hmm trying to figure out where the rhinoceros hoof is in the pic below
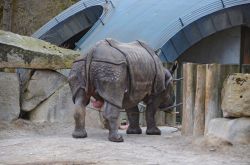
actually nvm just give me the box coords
[108,134,124,142]
[72,129,87,138]
[126,127,142,134]
[146,127,161,135]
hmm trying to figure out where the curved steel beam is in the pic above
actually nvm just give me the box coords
[159,3,250,62]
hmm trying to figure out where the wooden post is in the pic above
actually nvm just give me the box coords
[139,112,146,127]
[193,65,206,136]
[242,64,250,73]
[165,111,176,126]
[204,64,221,133]
[156,110,166,126]
[182,63,196,136]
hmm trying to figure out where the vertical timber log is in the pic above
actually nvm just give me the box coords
[182,63,196,136]
[204,64,221,133]
[193,65,206,136]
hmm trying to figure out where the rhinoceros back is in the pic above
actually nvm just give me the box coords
[90,39,166,108]
[69,39,166,108]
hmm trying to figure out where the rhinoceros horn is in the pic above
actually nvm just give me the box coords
[170,61,178,75]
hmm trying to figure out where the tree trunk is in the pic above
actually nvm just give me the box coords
[182,63,196,136]
[193,65,206,136]
[204,64,221,134]
[2,0,13,31]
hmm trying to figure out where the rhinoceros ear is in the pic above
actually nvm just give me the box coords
[170,61,178,75]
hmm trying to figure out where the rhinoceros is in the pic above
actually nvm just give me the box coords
[68,39,176,142]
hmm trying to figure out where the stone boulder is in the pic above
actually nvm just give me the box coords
[21,70,67,111]
[0,30,80,69]
[30,83,74,123]
[30,83,103,128]
[0,72,20,121]
[221,73,250,117]
[206,118,250,144]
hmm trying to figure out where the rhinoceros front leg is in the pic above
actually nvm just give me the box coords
[103,102,124,142]
[126,106,142,134]
[146,103,161,135]
[72,90,87,138]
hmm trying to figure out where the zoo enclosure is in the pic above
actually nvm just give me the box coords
[180,63,250,136]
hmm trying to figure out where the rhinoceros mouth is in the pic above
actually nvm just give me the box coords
[159,103,170,109]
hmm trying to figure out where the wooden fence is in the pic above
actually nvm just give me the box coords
[181,63,250,136]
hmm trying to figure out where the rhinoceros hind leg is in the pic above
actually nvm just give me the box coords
[72,90,87,139]
[126,106,142,134]
[103,102,124,142]
[145,103,161,135]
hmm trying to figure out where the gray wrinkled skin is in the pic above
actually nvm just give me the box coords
[68,39,175,142]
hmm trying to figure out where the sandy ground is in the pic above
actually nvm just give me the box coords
[0,120,249,165]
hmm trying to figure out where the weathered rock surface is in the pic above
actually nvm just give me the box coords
[30,83,103,128]
[30,83,74,123]
[21,70,67,111]
[0,30,80,69]
[0,72,20,121]
[206,118,250,144]
[56,69,71,77]
[221,73,250,117]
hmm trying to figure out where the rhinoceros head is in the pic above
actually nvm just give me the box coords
[158,67,176,110]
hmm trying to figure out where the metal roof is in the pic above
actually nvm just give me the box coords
[32,0,109,38]
[31,0,113,46]
[33,0,250,62]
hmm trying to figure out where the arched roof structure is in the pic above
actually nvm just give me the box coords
[32,0,113,48]
[33,0,250,62]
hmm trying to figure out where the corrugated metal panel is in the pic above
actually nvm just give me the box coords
[158,0,250,44]
[75,3,115,48]
[183,23,203,45]
[224,0,250,7]
[181,0,223,26]
[33,0,250,62]
[161,4,250,62]
[32,0,108,38]
[74,0,250,53]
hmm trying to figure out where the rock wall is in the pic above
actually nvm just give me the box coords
[0,1,105,128]
[0,30,80,69]
[0,69,103,128]
[207,118,250,145]
[206,73,250,145]
[221,73,250,117]
[21,70,67,112]
[0,71,20,122]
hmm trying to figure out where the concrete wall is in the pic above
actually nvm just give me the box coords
[179,27,241,64]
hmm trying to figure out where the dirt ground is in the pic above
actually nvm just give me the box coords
[0,120,249,165]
